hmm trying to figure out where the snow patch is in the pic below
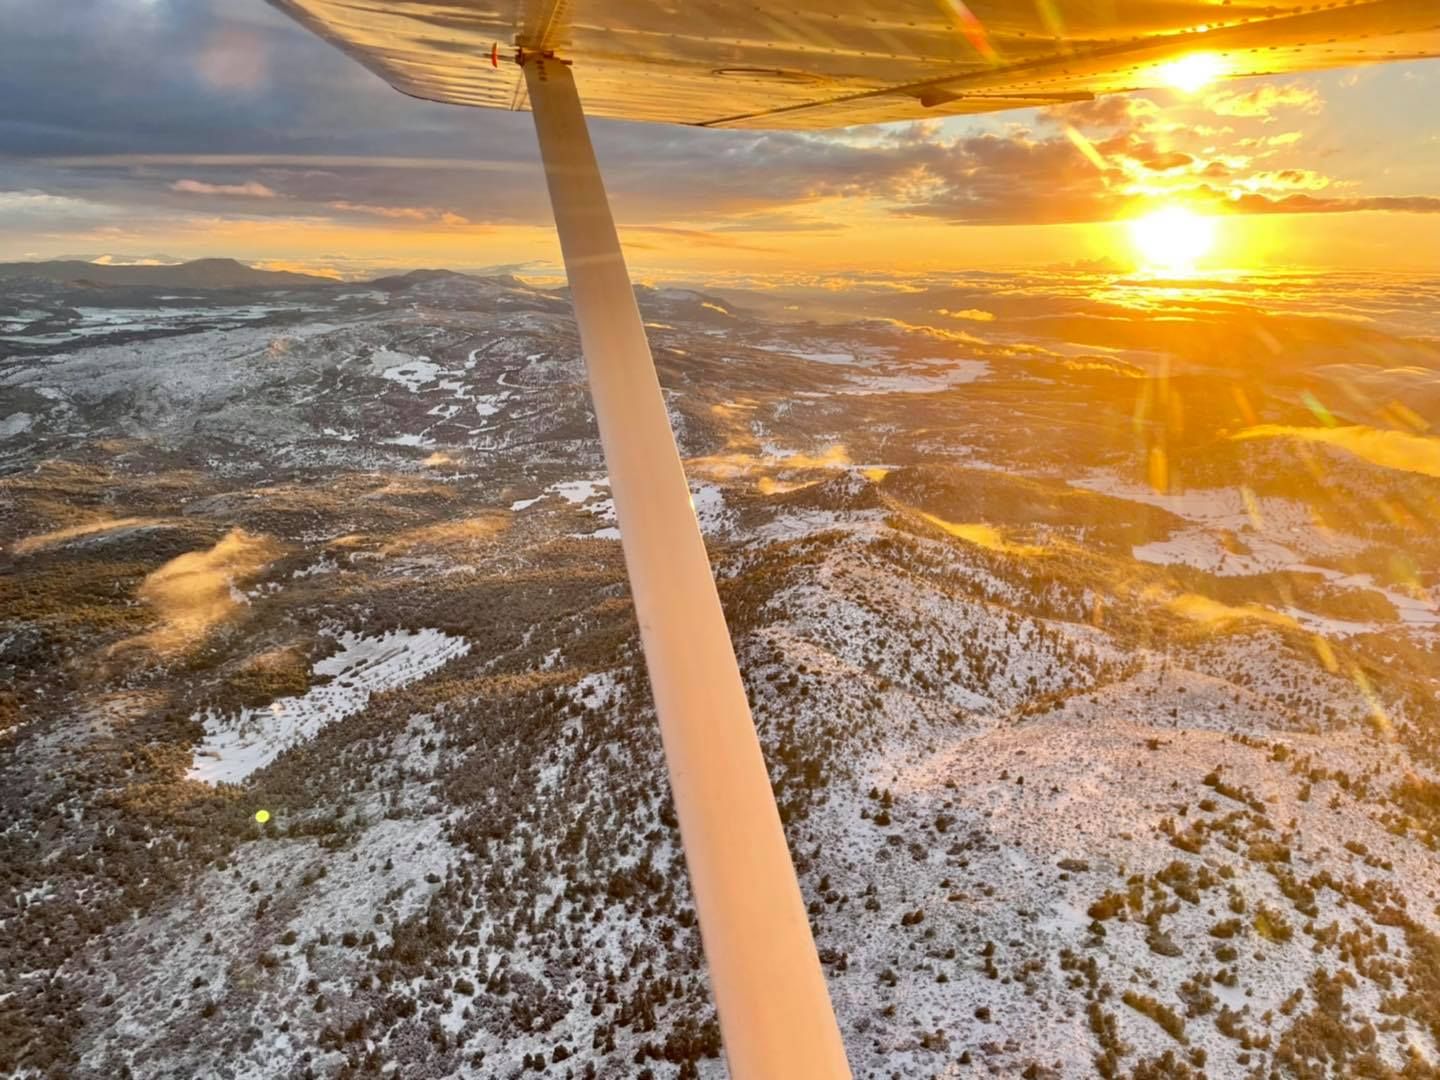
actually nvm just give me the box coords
[0,412,34,438]
[375,351,441,392]
[188,629,469,785]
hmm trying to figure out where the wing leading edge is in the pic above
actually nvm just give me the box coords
[269,0,1440,129]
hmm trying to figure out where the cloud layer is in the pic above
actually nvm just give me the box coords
[1,0,1437,263]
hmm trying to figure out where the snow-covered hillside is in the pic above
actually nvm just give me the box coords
[3,267,1438,1080]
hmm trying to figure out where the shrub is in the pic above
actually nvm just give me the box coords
[1088,892,1127,921]
[1122,991,1188,1044]
[1254,904,1294,943]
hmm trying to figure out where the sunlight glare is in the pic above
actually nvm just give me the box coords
[1155,53,1225,93]
[1128,207,1216,273]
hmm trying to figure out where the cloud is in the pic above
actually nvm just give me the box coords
[91,254,183,266]
[327,200,431,221]
[873,125,1440,224]
[887,131,1127,224]
[326,200,472,225]
[622,225,780,254]
[1220,193,1440,215]
[2,0,1436,251]
[0,189,86,210]
[171,178,278,197]
[41,154,530,172]
[1240,169,1332,193]
[1204,84,1322,121]
[1041,95,1160,131]
[0,189,106,220]
[1124,145,1193,172]
[192,27,269,93]
[1231,424,1440,479]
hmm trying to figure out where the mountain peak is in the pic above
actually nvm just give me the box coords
[0,257,335,289]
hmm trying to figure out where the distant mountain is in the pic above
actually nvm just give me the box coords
[0,257,336,289]
[367,268,477,290]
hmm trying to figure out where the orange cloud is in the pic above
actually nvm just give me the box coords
[327,200,472,225]
[1239,169,1333,192]
[1204,83,1322,121]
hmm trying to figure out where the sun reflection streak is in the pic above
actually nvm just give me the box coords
[1063,125,1109,173]
[1232,424,1440,480]
[1311,636,1339,674]
[1349,665,1393,738]
[918,512,1045,556]
[1164,591,1300,633]
[12,516,166,556]
[941,0,1000,63]
[1033,0,1071,50]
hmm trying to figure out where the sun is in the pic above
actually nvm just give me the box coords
[1128,207,1216,274]
[1154,53,1226,94]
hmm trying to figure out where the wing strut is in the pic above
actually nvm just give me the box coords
[523,53,851,1079]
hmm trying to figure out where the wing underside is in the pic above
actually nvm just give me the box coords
[267,0,1440,128]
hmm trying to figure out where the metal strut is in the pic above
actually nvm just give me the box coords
[522,54,851,1079]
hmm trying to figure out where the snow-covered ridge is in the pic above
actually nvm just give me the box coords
[188,628,469,785]
[509,475,730,539]
[1077,471,1440,631]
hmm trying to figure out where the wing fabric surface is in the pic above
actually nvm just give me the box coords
[268,0,1440,128]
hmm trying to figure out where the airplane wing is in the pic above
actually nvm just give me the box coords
[269,0,1439,129]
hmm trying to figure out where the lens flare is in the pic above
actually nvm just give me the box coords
[1155,53,1225,93]
[1063,125,1108,172]
[1128,207,1215,274]
[942,0,999,63]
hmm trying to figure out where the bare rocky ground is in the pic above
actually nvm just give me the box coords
[2,267,1439,1079]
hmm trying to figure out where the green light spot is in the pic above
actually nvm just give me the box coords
[255,809,271,824]
[1301,391,1337,428]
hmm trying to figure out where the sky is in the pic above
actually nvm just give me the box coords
[2,0,1439,280]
